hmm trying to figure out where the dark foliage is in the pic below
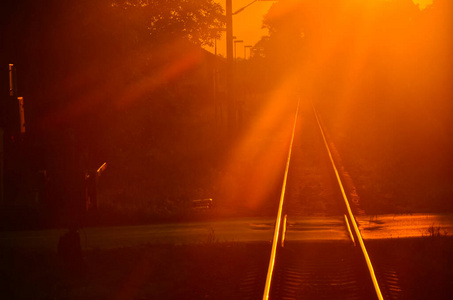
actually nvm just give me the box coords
[112,0,225,46]
[0,0,226,227]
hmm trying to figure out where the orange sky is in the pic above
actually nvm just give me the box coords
[413,0,433,9]
[206,0,274,58]
[207,0,433,58]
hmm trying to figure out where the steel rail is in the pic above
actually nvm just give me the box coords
[262,99,300,300]
[312,105,384,300]
[344,214,356,246]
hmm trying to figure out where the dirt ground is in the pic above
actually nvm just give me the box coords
[1,238,452,299]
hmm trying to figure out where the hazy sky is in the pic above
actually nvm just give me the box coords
[413,0,433,9]
[207,0,433,58]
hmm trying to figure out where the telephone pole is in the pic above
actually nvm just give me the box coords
[226,0,234,134]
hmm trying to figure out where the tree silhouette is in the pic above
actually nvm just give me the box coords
[111,0,225,47]
[0,0,228,225]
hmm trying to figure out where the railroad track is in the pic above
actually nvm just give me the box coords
[239,99,401,299]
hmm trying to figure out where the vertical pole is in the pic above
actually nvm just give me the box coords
[234,42,237,61]
[9,64,16,97]
[17,97,25,134]
[226,0,234,134]
[213,62,218,124]
[0,128,3,204]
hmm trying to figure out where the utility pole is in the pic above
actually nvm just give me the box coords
[226,0,234,134]
[244,45,253,60]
